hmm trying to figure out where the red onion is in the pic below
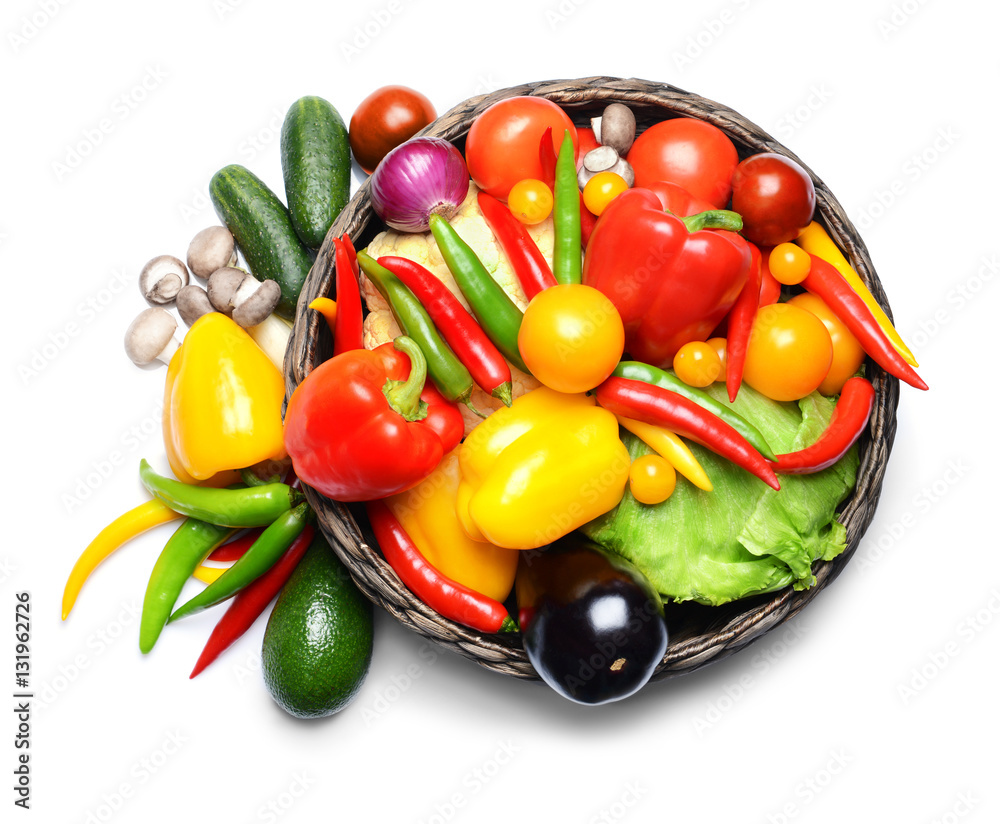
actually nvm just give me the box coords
[369,136,470,232]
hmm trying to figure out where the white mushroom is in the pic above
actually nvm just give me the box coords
[206,267,248,315]
[232,277,281,328]
[139,255,189,305]
[577,146,635,189]
[124,308,180,366]
[592,103,637,156]
[176,284,215,326]
[187,226,237,280]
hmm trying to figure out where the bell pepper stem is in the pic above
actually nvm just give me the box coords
[681,209,744,233]
[383,336,430,422]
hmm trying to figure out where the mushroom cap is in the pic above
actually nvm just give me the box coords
[176,284,215,327]
[206,267,248,315]
[124,307,178,365]
[233,279,281,328]
[598,103,637,156]
[187,226,237,280]
[139,255,189,305]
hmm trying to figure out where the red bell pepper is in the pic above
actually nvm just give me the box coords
[582,188,752,368]
[645,180,716,217]
[283,336,465,502]
[770,377,875,474]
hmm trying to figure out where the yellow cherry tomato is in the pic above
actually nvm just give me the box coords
[672,340,722,387]
[507,178,553,225]
[742,302,833,401]
[582,171,629,216]
[769,243,812,285]
[787,292,866,395]
[518,283,625,394]
[706,336,728,382]
[629,454,677,505]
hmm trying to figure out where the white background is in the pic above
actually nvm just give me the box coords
[3,0,995,822]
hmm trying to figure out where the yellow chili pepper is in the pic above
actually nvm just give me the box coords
[192,564,230,584]
[385,447,518,602]
[308,297,338,328]
[164,312,287,482]
[615,415,713,492]
[62,499,183,620]
[795,221,918,367]
[457,387,630,549]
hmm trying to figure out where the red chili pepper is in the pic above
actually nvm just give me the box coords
[477,191,556,301]
[284,336,465,501]
[770,377,875,474]
[189,525,314,678]
[758,246,782,306]
[378,254,513,406]
[725,242,763,402]
[333,237,363,355]
[802,254,928,391]
[579,191,598,251]
[538,126,557,187]
[595,376,780,490]
[342,233,360,277]
[365,499,516,633]
[207,528,262,563]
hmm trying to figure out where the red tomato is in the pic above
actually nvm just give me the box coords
[731,153,816,246]
[626,117,738,208]
[466,97,577,201]
[349,85,437,175]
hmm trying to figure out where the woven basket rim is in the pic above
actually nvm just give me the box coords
[284,77,900,684]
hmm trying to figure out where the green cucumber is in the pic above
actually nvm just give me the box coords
[280,96,351,249]
[209,164,312,321]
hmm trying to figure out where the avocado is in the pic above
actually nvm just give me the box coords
[262,533,373,718]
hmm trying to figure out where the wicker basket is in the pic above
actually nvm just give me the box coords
[284,77,899,683]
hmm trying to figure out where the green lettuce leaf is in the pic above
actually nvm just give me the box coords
[581,384,859,606]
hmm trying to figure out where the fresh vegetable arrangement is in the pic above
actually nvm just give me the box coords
[64,82,926,714]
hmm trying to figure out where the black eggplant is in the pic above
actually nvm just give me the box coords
[516,535,668,705]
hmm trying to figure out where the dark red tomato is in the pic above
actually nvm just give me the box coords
[349,86,437,175]
[465,96,577,201]
[626,117,738,208]
[730,153,816,246]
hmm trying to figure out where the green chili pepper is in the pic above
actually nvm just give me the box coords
[428,214,529,374]
[356,251,476,409]
[552,129,582,285]
[168,502,313,622]
[139,459,302,527]
[612,361,777,461]
[140,517,235,653]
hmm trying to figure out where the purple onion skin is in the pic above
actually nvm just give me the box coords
[369,136,471,233]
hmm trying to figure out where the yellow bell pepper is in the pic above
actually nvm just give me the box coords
[385,447,518,602]
[457,387,631,549]
[164,312,286,483]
